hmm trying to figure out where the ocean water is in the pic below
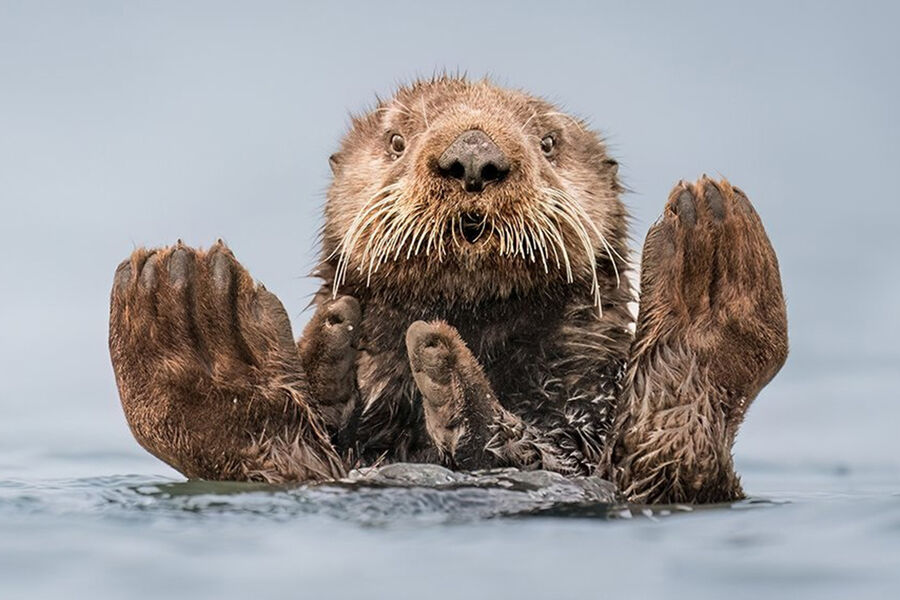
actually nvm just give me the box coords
[1,368,898,600]
[2,2,899,599]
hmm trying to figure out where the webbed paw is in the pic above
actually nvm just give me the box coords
[638,177,788,418]
[109,241,340,481]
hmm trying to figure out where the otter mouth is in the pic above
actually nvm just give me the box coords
[459,212,489,244]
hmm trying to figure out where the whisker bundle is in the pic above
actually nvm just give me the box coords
[332,182,620,317]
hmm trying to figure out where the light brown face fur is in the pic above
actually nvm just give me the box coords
[322,78,627,308]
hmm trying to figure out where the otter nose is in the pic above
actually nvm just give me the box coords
[437,129,510,193]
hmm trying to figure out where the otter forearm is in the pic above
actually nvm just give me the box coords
[601,177,787,504]
[605,344,744,504]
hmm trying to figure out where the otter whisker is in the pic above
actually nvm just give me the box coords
[330,188,396,263]
[513,215,526,260]
[516,213,528,260]
[502,221,514,257]
[564,194,623,288]
[413,216,435,257]
[339,185,404,279]
[521,218,533,262]
[452,214,463,250]
[474,214,488,242]
[424,217,437,257]
[425,213,445,259]
[548,187,623,290]
[333,186,401,295]
[526,219,543,262]
[550,198,602,313]
[534,213,561,270]
[489,216,500,253]
[528,215,550,272]
[336,192,397,261]
[438,211,451,260]
[355,203,398,266]
[392,211,424,260]
[519,213,537,262]
[385,211,420,261]
[378,207,418,261]
[551,217,575,284]
[539,192,600,311]
[408,219,429,258]
[367,213,407,279]
[372,216,402,264]
[512,215,523,259]
[534,211,570,278]
[359,209,397,285]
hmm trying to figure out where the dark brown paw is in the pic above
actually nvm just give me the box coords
[108,241,333,480]
[638,177,788,400]
[299,295,361,433]
[110,242,299,387]
[302,295,361,367]
[405,320,496,468]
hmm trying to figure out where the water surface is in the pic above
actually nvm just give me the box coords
[1,373,898,600]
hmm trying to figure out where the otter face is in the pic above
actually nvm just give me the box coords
[323,77,626,307]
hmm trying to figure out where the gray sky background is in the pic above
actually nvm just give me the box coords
[1,1,898,476]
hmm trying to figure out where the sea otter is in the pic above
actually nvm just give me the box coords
[109,77,787,504]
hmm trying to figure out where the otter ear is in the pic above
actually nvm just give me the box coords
[604,158,619,176]
[329,152,342,175]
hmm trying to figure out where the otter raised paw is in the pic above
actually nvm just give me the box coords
[404,320,499,470]
[299,295,362,447]
[606,178,788,504]
[404,320,569,473]
[109,242,343,483]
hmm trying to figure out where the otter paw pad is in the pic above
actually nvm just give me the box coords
[405,320,459,401]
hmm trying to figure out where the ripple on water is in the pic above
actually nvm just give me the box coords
[0,463,747,526]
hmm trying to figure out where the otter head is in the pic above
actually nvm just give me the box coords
[322,77,627,310]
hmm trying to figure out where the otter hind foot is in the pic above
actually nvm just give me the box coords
[109,242,342,483]
[405,321,497,470]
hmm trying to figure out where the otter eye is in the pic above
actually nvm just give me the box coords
[540,135,555,156]
[389,133,406,155]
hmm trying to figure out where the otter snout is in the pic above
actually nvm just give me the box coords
[437,129,510,193]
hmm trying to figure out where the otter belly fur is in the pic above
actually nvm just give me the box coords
[109,77,787,504]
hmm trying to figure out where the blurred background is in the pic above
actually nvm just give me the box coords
[0,2,898,598]
[3,0,897,479]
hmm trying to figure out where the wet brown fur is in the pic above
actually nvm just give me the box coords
[108,77,787,503]
[109,243,344,482]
